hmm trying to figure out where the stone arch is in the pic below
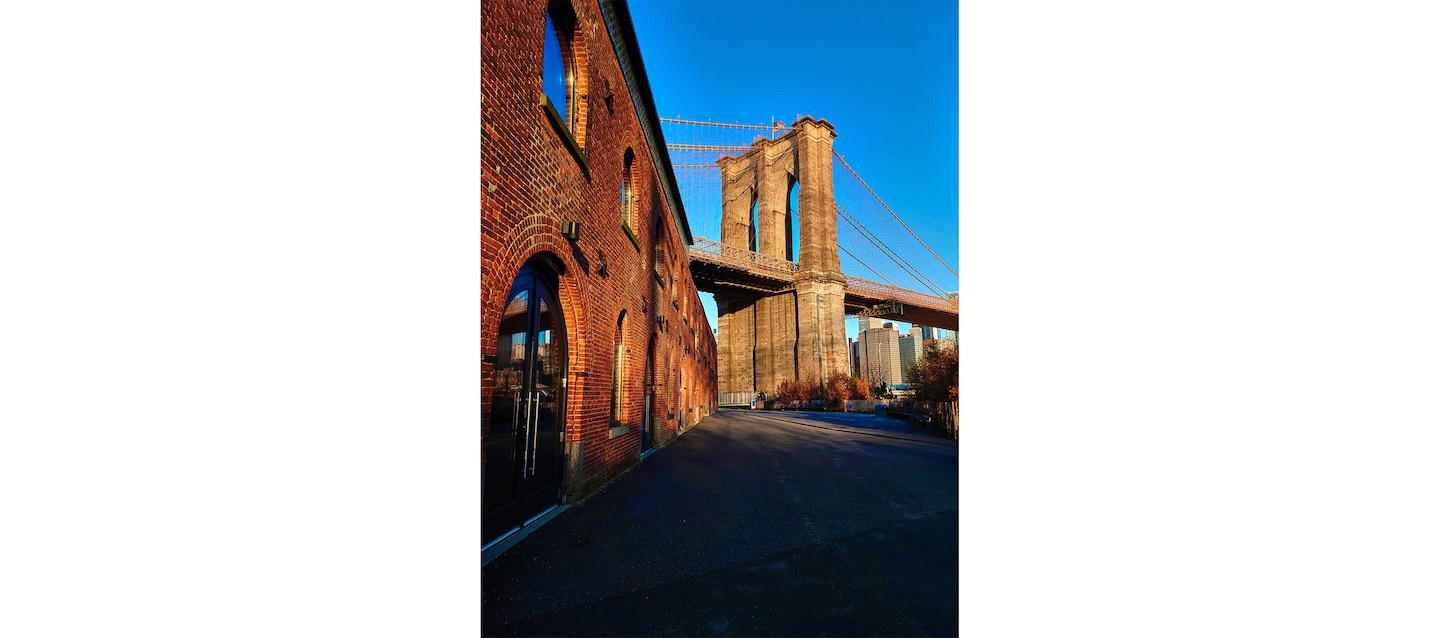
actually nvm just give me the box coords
[482,252,571,545]
[485,236,587,438]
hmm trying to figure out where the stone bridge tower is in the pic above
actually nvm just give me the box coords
[715,116,848,397]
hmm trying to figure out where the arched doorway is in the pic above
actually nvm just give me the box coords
[483,262,567,547]
[641,333,656,454]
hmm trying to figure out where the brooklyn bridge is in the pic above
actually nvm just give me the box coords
[663,115,958,397]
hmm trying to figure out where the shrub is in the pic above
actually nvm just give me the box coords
[849,376,873,400]
[825,372,853,408]
[775,378,821,404]
[806,377,825,401]
[907,343,958,402]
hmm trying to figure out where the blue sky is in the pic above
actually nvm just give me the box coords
[628,0,959,340]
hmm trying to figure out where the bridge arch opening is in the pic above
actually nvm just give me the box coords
[748,189,758,252]
[786,176,799,262]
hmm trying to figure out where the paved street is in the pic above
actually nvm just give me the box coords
[481,409,958,637]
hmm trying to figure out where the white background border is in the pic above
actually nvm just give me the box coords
[960,1,1440,635]
[4,1,1439,635]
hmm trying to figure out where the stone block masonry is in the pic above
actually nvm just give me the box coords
[714,116,846,396]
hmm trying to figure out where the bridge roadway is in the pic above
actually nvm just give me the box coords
[687,237,958,330]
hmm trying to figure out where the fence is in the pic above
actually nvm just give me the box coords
[887,400,957,439]
[842,400,885,414]
[718,392,755,407]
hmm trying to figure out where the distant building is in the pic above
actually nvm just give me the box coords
[840,339,852,380]
[920,326,934,341]
[898,334,921,383]
[856,316,877,332]
[858,324,902,386]
[923,337,957,354]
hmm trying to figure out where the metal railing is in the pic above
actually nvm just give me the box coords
[689,237,799,279]
[718,392,755,407]
[887,400,957,440]
[844,276,958,313]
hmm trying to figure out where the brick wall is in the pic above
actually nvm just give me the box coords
[482,0,718,503]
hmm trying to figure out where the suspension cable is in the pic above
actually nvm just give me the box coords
[836,203,951,298]
[659,117,778,130]
[837,241,899,287]
[662,116,953,297]
[668,143,754,153]
[833,150,957,278]
[782,200,908,291]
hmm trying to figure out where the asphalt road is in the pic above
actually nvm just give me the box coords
[481,409,959,637]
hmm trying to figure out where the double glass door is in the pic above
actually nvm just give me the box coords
[483,268,565,546]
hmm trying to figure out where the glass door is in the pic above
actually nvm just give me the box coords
[483,267,567,546]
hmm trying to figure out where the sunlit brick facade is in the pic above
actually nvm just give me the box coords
[482,0,717,545]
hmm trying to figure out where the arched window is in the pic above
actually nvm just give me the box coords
[541,2,586,145]
[653,216,668,283]
[611,311,626,424]
[622,149,636,231]
[542,12,567,123]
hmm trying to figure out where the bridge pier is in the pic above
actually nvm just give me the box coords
[794,274,848,385]
[715,116,847,398]
[715,296,755,396]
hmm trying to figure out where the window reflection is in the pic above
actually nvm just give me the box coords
[535,296,555,398]
[492,289,529,429]
[543,13,567,124]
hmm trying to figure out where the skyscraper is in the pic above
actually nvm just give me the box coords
[858,323,902,386]
[898,334,922,383]
[920,326,934,341]
[849,338,860,377]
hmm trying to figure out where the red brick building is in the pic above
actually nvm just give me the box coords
[481,0,718,547]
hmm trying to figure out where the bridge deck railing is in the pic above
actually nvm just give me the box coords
[844,276,958,313]
[690,237,799,279]
[690,237,956,313]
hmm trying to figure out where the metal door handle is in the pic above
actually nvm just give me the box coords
[511,390,522,431]
[527,391,540,477]
[522,391,533,477]
[517,390,529,474]
[520,390,537,478]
